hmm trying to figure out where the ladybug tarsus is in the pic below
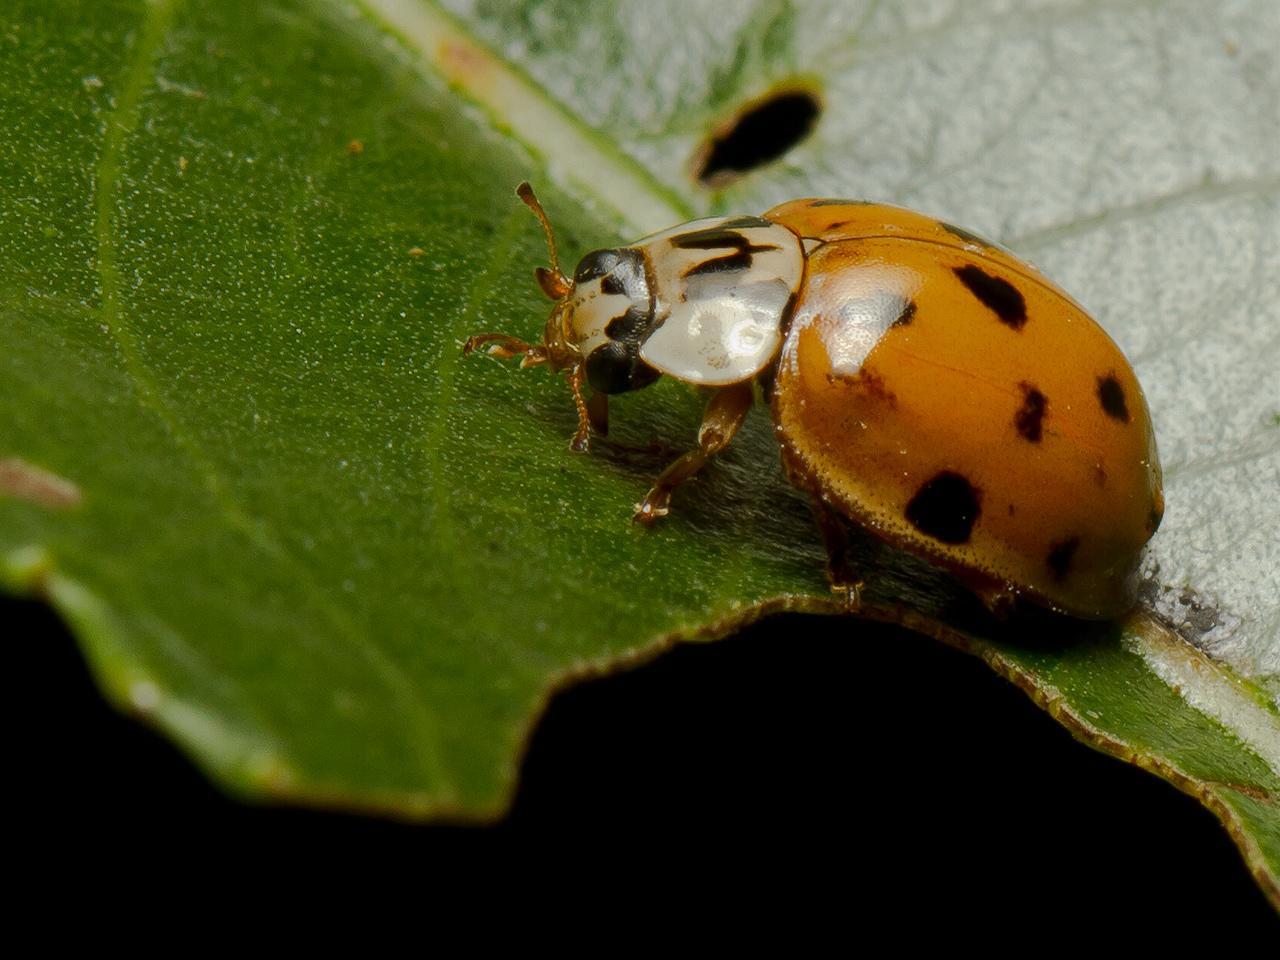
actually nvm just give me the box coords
[632,498,668,526]
[831,580,864,614]
[978,583,1021,621]
[631,382,754,523]
[460,332,542,363]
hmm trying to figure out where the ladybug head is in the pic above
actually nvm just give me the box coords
[558,247,660,397]
[459,183,664,451]
[516,183,666,449]
[517,184,659,394]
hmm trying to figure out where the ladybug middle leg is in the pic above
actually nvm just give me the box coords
[632,381,753,524]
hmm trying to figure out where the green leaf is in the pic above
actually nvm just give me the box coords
[3,0,1277,904]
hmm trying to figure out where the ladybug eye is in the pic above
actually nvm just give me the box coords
[573,249,648,301]
[573,250,620,285]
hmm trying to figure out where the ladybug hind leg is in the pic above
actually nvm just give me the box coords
[810,497,865,612]
[633,382,753,525]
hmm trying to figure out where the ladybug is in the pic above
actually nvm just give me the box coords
[464,183,1163,619]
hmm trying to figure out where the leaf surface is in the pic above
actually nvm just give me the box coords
[2,0,1277,903]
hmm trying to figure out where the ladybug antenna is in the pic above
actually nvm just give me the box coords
[518,182,574,301]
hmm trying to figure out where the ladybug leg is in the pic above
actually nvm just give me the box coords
[586,389,609,437]
[566,365,593,452]
[977,583,1019,621]
[633,382,753,524]
[810,498,864,612]
[461,333,548,368]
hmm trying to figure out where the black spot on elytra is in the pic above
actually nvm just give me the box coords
[904,471,981,544]
[1046,536,1080,581]
[600,274,626,296]
[682,249,755,278]
[1097,374,1130,422]
[953,264,1027,330]
[1014,383,1047,442]
[940,221,995,248]
[838,291,916,339]
[892,298,917,328]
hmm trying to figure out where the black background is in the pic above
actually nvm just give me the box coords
[7,596,1275,931]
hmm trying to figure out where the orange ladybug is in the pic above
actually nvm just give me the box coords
[464,184,1163,619]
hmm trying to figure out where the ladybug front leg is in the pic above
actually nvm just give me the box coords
[633,381,753,525]
[461,333,547,368]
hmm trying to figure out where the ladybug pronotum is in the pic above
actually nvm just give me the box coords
[464,184,1164,619]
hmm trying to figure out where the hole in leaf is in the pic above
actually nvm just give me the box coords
[696,88,822,187]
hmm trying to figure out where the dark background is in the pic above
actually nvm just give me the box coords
[7,596,1275,930]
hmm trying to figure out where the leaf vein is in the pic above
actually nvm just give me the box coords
[1010,175,1280,251]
